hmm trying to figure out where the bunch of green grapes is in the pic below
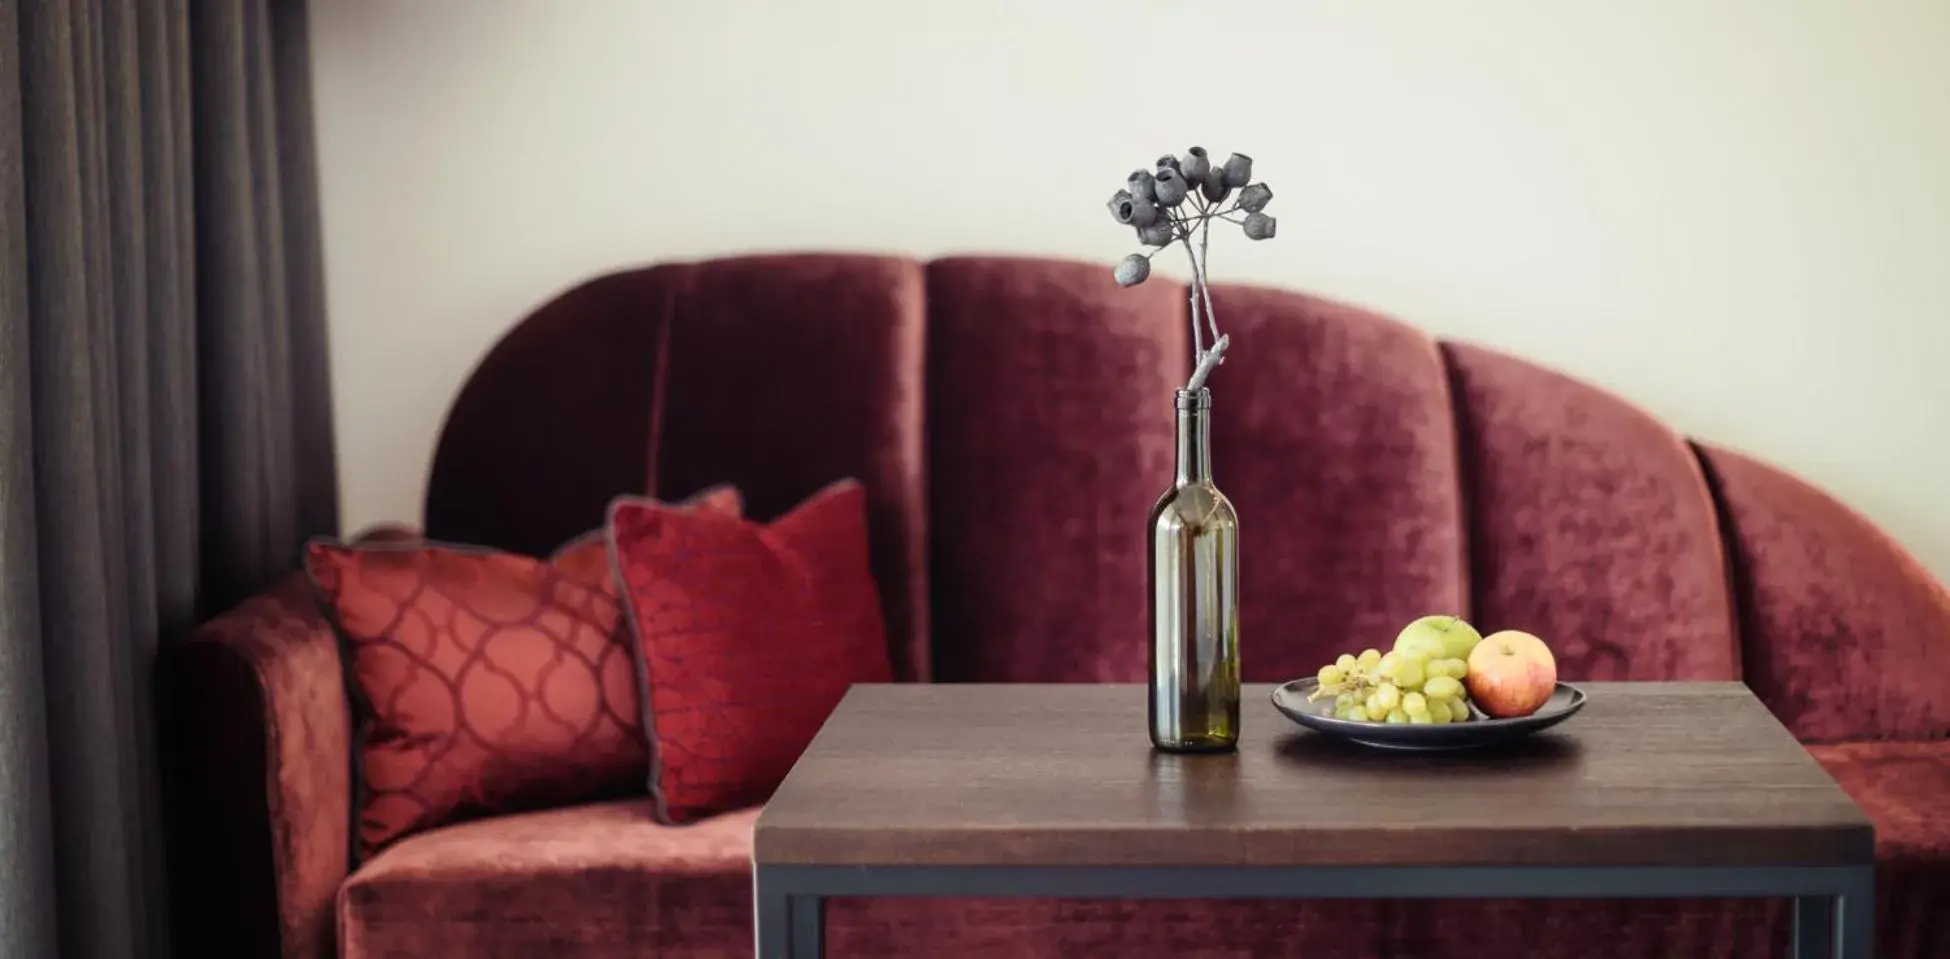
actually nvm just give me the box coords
[1310,647,1474,724]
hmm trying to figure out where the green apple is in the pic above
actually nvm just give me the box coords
[1393,615,1483,663]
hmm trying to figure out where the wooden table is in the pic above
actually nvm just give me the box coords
[753,682,1874,958]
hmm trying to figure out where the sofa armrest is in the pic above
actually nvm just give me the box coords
[1698,444,1950,743]
[163,571,348,959]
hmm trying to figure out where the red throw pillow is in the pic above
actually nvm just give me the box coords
[607,478,892,824]
[307,486,742,859]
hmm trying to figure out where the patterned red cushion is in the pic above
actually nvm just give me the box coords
[307,487,741,859]
[607,479,891,823]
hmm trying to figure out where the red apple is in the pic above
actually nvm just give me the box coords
[1465,630,1557,718]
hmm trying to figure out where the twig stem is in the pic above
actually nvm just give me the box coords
[1179,223,1204,358]
[1197,214,1220,346]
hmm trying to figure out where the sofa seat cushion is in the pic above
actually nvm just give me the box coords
[1810,740,1950,957]
[337,743,1949,959]
[339,798,756,959]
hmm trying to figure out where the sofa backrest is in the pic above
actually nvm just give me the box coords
[423,254,1949,738]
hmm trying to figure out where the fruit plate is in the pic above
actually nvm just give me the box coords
[1271,678,1586,752]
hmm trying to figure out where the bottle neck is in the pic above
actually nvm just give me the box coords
[1175,403,1212,486]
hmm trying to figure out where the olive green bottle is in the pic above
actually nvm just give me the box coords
[1148,387,1241,752]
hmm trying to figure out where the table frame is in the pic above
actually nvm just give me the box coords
[754,862,1872,959]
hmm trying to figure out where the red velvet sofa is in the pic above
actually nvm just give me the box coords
[166,254,1950,958]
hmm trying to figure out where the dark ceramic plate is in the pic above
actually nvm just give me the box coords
[1271,678,1586,751]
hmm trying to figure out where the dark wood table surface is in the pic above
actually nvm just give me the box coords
[754,681,1873,870]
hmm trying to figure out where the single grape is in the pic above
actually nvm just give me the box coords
[1426,698,1452,724]
[1402,692,1429,717]
[1448,697,1473,722]
[1422,659,1448,680]
[1423,675,1463,702]
[1334,692,1358,712]
[1357,648,1382,669]
[1408,712,1434,725]
[1336,653,1357,673]
[1346,704,1372,722]
[1442,657,1470,679]
[1374,683,1402,712]
[1385,709,1409,724]
[1393,658,1426,691]
[1333,703,1353,720]
[1378,651,1401,676]
[1365,692,1386,716]
[1318,664,1345,688]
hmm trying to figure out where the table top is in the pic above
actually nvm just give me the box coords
[753,682,1873,869]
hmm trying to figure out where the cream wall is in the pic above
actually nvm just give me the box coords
[311,0,1950,583]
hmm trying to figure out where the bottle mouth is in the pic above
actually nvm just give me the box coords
[1174,388,1212,410]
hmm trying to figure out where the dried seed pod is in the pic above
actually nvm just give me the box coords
[1127,196,1159,227]
[1201,170,1231,203]
[1222,152,1254,188]
[1108,190,1135,224]
[1114,253,1151,286]
[1237,182,1273,213]
[1180,146,1211,185]
[1136,219,1175,246]
[1153,168,1188,206]
[1155,154,1181,175]
[1127,170,1156,201]
[1243,211,1277,240]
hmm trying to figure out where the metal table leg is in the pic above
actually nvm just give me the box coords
[1835,865,1874,959]
[791,894,825,958]
[752,877,783,959]
[1796,866,1875,959]
[756,867,824,959]
[1793,895,1834,959]
[755,870,788,959]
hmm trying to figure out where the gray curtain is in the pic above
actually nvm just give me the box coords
[0,1,336,957]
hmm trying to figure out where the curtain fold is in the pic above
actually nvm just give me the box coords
[0,0,60,951]
[0,1,335,956]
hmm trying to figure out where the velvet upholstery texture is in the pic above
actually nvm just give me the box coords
[831,899,1787,958]
[339,799,757,959]
[425,266,682,558]
[608,480,891,823]
[923,257,1186,683]
[653,256,931,684]
[1445,342,1739,681]
[1205,284,1467,682]
[169,572,351,959]
[178,253,1950,959]
[1809,740,1950,957]
[1698,443,1950,742]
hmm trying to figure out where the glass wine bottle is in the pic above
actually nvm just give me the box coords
[1148,386,1241,752]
